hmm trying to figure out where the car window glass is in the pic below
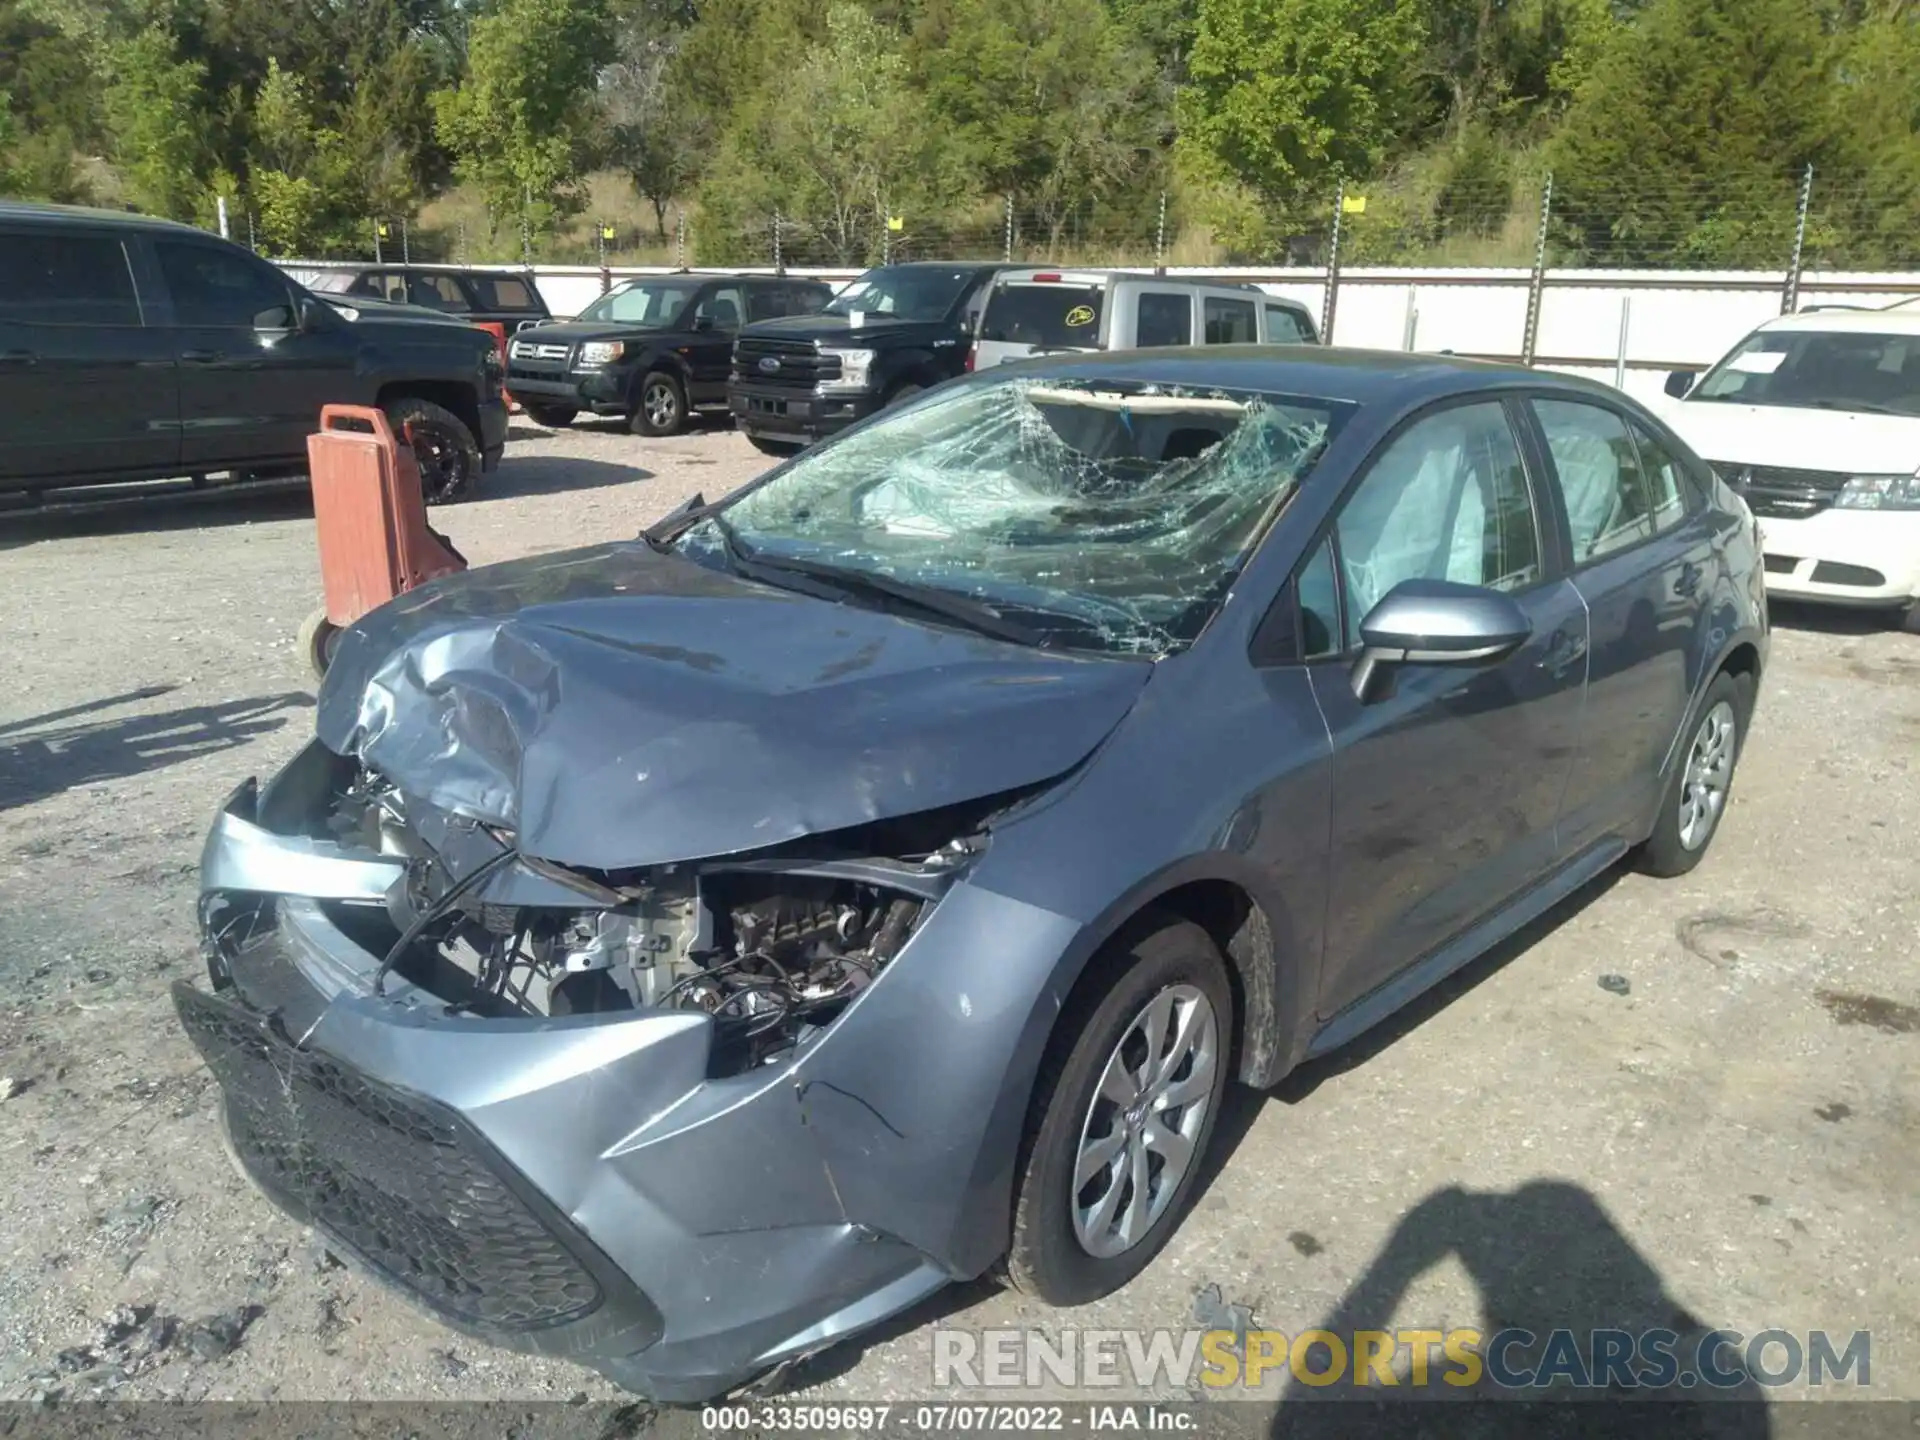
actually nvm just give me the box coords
[154,241,295,328]
[1203,297,1257,344]
[696,286,746,329]
[1298,536,1342,659]
[0,232,141,325]
[748,286,786,321]
[467,275,536,310]
[1532,399,1655,562]
[793,283,833,316]
[1335,402,1540,646]
[407,274,468,311]
[981,284,1104,348]
[346,272,386,298]
[1266,304,1312,343]
[1136,292,1193,347]
[1628,421,1691,533]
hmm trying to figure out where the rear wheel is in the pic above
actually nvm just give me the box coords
[383,397,479,505]
[1005,917,1231,1305]
[523,402,577,429]
[1637,671,1751,877]
[630,371,686,436]
[747,434,803,458]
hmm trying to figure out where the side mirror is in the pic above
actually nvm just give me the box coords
[254,303,298,333]
[1350,579,1533,702]
[1664,368,1700,399]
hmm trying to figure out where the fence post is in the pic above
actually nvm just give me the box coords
[1521,171,1553,366]
[675,210,687,271]
[1320,181,1345,344]
[598,222,611,294]
[400,216,410,264]
[1614,295,1632,390]
[773,208,784,274]
[1783,163,1814,315]
[1401,287,1418,351]
[373,218,383,264]
[521,183,533,268]
[456,219,466,266]
[1003,194,1014,263]
[1155,191,1168,275]
[246,211,256,253]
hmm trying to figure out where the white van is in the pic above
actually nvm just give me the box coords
[970,269,1319,371]
[1660,304,1920,632]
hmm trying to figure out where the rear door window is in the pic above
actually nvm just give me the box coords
[1532,399,1656,563]
[467,275,539,311]
[0,231,142,325]
[1265,304,1314,343]
[981,283,1105,349]
[1135,292,1193,347]
[406,274,469,311]
[1203,296,1258,344]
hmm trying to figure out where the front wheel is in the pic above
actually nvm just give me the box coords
[384,397,480,505]
[1637,670,1751,877]
[1005,917,1231,1305]
[630,371,686,436]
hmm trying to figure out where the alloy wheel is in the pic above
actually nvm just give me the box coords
[643,378,680,431]
[1071,984,1219,1259]
[1678,699,1737,851]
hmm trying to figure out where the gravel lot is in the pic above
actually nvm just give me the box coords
[0,418,1916,1416]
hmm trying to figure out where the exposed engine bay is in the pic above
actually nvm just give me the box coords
[317,762,941,1074]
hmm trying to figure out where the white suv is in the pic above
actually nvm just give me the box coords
[1661,304,1920,632]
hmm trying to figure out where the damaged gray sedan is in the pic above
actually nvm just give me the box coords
[177,349,1767,1400]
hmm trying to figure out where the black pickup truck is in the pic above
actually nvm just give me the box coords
[506,273,833,435]
[727,262,1005,452]
[0,202,509,506]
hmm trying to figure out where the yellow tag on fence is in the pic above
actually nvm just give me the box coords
[887,216,904,232]
[1342,195,1368,215]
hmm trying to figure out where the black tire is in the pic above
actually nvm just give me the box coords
[1005,917,1232,1306]
[523,402,577,429]
[1899,602,1920,636]
[384,397,480,505]
[1637,670,1753,878]
[297,606,341,682]
[747,433,803,458]
[630,371,686,436]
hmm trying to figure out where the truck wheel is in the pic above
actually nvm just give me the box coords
[631,372,686,437]
[747,434,802,458]
[384,397,479,505]
[523,403,576,429]
[885,380,925,406]
[298,606,341,683]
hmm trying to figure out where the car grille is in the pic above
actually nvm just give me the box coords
[734,336,838,388]
[174,981,605,1333]
[1709,462,1848,520]
[507,339,571,380]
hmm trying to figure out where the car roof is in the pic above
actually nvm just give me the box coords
[1758,305,1920,337]
[1010,345,1622,408]
[993,267,1268,296]
[0,199,208,235]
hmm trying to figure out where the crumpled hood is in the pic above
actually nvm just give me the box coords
[1661,398,1920,472]
[314,542,1150,871]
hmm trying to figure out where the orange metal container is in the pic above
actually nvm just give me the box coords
[306,404,467,633]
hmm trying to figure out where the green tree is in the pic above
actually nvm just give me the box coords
[1176,0,1428,249]
[102,24,213,220]
[1824,1,1920,266]
[1547,0,1841,266]
[912,0,1163,246]
[598,4,705,238]
[433,0,612,239]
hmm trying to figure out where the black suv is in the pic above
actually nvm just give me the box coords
[728,262,1004,452]
[286,263,552,334]
[507,274,833,435]
[0,203,509,505]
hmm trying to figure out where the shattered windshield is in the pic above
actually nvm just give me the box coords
[825,267,975,322]
[682,375,1349,655]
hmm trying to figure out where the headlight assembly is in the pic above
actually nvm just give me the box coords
[577,341,628,369]
[1834,472,1920,511]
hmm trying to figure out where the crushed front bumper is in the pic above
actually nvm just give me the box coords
[179,742,1083,1400]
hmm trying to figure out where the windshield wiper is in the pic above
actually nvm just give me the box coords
[732,548,1047,648]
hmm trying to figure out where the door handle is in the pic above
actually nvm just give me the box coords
[0,349,36,367]
[180,348,225,364]
[1675,561,1704,597]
